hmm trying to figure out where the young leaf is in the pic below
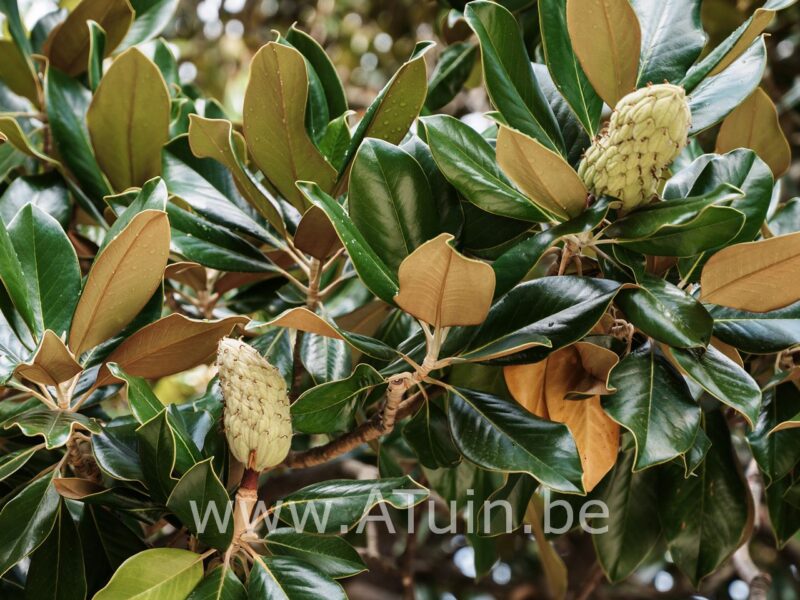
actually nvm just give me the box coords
[496,125,587,221]
[243,42,337,211]
[87,48,171,191]
[93,548,204,600]
[566,0,641,107]
[715,87,791,178]
[700,231,800,312]
[69,210,171,356]
[394,233,495,328]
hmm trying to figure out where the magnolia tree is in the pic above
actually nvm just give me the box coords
[0,0,799,598]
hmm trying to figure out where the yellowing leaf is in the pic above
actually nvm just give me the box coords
[87,48,170,191]
[15,330,81,386]
[567,0,641,106]
[506,345,620,492]
[0,40,39,104]
[45,0,134,76]
[709,8,774,77]
[394,233,495,328]
[96,313,249,386]
[243,42,337,211]
[701,231,800,312]
[716,87,790,178]
[69,210,170,356]
[496,125,587,220]
[187,115,285,233]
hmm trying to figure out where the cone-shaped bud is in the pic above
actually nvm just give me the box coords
[217,338,291,471]
[578,84,691,213]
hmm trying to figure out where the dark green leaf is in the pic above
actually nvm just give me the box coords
[421,115,550,222]
[264,529,367,579]
[465,1,564,153]
[615,274,713,348]
[475,473,536,535]
[25,503,86,600]
[167,459,232,550]
[5,409,101,449]
[121,0,179,48]
[765,474,800,547]
[670,345,761,427]
[448,387,584,493]
[292,363,384,433]
[8,204,81,337]
[747,384,800,486]
[249,556,346,600]
[592,449,661,582]
[348,138,440,271]
[0,172,71,228]
[708,301,800,354]
[300,333,351,385]
[188,565,246,600]
[602,348,701,470]
[285,26,347,119]
[298,182,399,303]
[632,0,706,86]
[279,476,428,534]
[0,471,60,577]
[538,0,602,136]
[425,42,478,111]
[0,211,34,336]
[0,446,39,481]
[658,412,749,586]
[92,422,145,483]
[403,399,461,469]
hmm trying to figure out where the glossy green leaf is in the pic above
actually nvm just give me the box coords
[136,410,180,502]
[45,65,111,204]
[92,422,145,483]
[348,138,440,272]
[602,348,701,470]
[0,445,39,481]
[249,555,346,600]
[476,473,536,535]
[669,345,761,427]
[292,363,384,433]
[664,149,773,250]
[0,172,71,228]
[94,548,204,600]
[0,0,32,58]
[0,471,59,577]
[615,274,713,348]
[448,387,583,493]
[592,449,660,582]
[187,565,246,600]
[462,277,624,363]
[425,41,478,111]
[339,41,433,179]
[8,204,80,337]
[279,476,428,533]
[686,38,767,134]
[264,529,367,579]
[121,0,180,48]
[298,182,398,303]
[5,408,101,449]
[465,1,564,153]
[765,474,800,547]
[707,301,800,354]
[632,0,706,85]
[300,333,351,385]
[87,20,106,91]
[25,503,87,600]
[422,115,550,222]
[285,25,347,119]
[166,459,232,550]
[492,198,611,297]
[658,412,749,586]
[747,384,800,486]
[0,211,34,336]
[539,0,603,136]
[403,399,461,469]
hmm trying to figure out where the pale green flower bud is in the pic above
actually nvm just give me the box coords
[217,338,291,471]
[578,83,691,213]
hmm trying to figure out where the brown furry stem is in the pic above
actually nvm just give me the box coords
[284,374,419,469]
